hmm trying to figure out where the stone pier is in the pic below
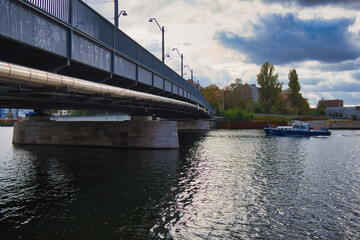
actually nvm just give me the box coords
[177,120,210,131]
[13,120,179,149]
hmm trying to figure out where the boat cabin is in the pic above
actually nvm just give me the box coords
[276,126,292,130]
[291,121,310,131]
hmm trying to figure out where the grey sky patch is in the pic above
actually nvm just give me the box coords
[216,13,360,65]
[351,71,360,80]
[300,78,324,86]
[260,0,360,9]
[319,59,360,72]
[304,81,360,93]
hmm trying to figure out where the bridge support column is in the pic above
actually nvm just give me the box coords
[13,119,179,149]
[177,120,210,131]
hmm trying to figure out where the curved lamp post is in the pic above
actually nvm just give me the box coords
[114,1,127,28]
[184,65,193,84]
[149,18,165,63]
[193,76,202,93]
[163,53,170,62]
[172,48,183,78]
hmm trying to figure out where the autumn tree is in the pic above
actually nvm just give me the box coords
[223,78,243,109]
[257,62,282,113]
[222,78,255,110]
[202,84,222,114]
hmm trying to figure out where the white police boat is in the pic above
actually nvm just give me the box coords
[264,121,331,136]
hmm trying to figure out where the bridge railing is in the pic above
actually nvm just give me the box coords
[26,0,70,23]
[21,0,213,114]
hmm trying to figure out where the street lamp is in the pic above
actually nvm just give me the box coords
[163,53,170,62]
[193,76,201,92]
[172,48,183,78]
[149,18,165,63]
[114,0,127,28]
[184,65,193,85]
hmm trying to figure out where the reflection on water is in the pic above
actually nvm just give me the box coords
[0,128,359,239]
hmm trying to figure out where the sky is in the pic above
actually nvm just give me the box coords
[86,0,360,107]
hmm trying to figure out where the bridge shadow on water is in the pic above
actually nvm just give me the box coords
[1,131,209,240]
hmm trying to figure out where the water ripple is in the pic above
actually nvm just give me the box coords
[0,128,359,239]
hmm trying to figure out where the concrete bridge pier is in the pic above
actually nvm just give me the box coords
[12,118,210,149]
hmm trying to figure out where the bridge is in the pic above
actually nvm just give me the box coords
[0,0,214,148]
[0,0,214,119]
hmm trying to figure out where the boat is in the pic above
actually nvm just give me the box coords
[264,121,331,136]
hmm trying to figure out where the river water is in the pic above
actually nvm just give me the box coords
[0,127,359,239]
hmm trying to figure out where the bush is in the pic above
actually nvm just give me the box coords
[221,108,254,121]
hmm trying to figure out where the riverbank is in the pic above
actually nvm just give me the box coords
[215,121,288,129]
[214,120,360,129]
[0,120,15,126]
[309,120,360,129]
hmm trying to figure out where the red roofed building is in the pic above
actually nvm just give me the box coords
[187,79,201,91]
[319,99,343,108]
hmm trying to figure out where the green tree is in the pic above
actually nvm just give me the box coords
[297,96,310,115]
[316,103,326,116]
[71,110,95,116]
[286,69,311,115]
[287,69,301,107]
[257,62,282,113]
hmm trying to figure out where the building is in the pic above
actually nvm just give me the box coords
[281,90,288,100]
[325,107,360,120]
[319,99,343,108]
[187,79,201,91]
[248,84,259,102]
[0,109,34,118]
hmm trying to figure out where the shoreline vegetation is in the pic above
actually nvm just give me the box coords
[0,119,15,126]
[202,62,344,122]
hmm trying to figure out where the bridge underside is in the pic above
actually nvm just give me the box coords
[0,0,214,119]
[0,84,206,120]
[0,36,177,99]
[0,37,209,119]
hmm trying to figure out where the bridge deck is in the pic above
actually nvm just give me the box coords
[0,0,213,119]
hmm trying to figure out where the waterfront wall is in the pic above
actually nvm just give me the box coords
[13,120,179,149]
[215,121,288,129]
[51,114,131,122]
[309,120,360,129]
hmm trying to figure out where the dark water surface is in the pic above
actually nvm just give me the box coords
[0,127,359,239]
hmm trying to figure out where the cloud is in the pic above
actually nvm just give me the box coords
[216,13,360,65]
[303,80,360,93]
[300,78,323,86]
[260,0,360,10]
[351,71,360,80]
[319,59,360,72]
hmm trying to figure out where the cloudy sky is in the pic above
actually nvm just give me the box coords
[86,0,360,106]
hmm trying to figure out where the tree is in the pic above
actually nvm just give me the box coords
[202,84,222,113]
[297,95,310,116]
[257,62,282,113]
[287,69,301,107]
[316,103,326,116]
[286,69,311,115]
[223,78,250,110]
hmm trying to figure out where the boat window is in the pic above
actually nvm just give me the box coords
[301,125,306,129]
